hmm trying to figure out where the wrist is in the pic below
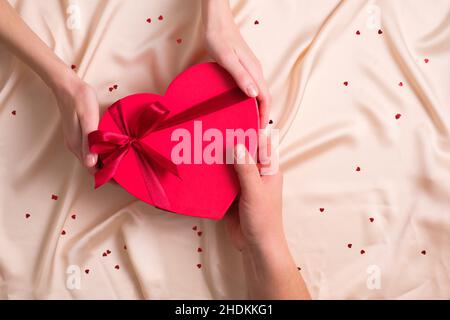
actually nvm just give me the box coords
[48,63,84,101]
[201,0,234,34]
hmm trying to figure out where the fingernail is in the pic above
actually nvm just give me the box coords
[235,144,246,160]
[246,85,258,98]
[85,154,96,167]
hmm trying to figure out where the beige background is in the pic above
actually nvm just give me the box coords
[0,0,449,299]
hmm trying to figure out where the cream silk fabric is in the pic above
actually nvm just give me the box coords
[0,0,449,299]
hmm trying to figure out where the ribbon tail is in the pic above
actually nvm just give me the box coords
[135,151,172,210]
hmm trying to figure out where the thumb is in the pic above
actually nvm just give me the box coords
[80,111,99,168]
[233,144,261,195]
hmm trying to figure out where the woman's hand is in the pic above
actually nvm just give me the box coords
[225,142,283,252]
[225,139,311,300]
[52,72,99,171]
[0,0,99,171]
[201,0,271,128]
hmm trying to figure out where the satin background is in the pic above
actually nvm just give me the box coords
[0,0,449,299]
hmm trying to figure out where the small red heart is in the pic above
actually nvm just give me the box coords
[424,58,429,63]
[114,264,120,270]
[106,249,111,254]
[192,226,198,231]
[11,110,16,116]
[146,18,151,23]
[71,64,76,70]
[102,252,107,257]
[51,194,58,200]
[176,38,182,44]
[378,29,383,34]
[356,30,360,35]
[369,217,374,222]
[113,84,118,90]
[158,15,163,21]
[196,264,202,269]
[269,119,273,124]
[398,82,403,87]
[197,247,202,253]
[71,214,76,220]
[421,250,426,255]
[347,243,352,248]
[319,208,324,213]
[197,231,203,236]
[254,20,259,25]
[356,166,361,172]
[25,213,31,219]
[109,87,113,92]
[85,269,90,274]
[360,249,365,254]
[343,81,349,86]
[395,113,402,120]
[61,230,66,235]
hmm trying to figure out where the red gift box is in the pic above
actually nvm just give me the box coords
[89,62,259,219]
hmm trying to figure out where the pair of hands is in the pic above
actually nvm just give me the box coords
[55,5,277,252]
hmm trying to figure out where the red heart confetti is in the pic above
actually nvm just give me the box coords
[356,166,361,172]
[196,264,202,269]
[378,29,383,35]
[369,217,374,222]
[71,64,76,70]
[360,249,365,254]
[102,252,107,257]
[85,269,90,274]
[347,243,352,248]
[109,87,113,92]
[146,18,151,23]
[343,81,349,86]
[398,81,403,87]
[254,20,259,25]
[25,213,31,219]
[319,208,325,213]
[424,58,429,64]
[421,250,426,255]
[61,230,66,235]
[114,264,120,270]
[197,247,203,253]
[197,231,203,237]
[113,84,118,90]
[269,119,273,124]
[106,250,111,254]
[395,113,402,120]
[11,110,16,116]
[71,214,76,220]
[356,30,360,35]
[51,194,58,200]
[176,38,182,44]
[158,15,163,21]
[192,226,198,231]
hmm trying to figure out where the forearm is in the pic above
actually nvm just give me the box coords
[242,236,311,300]
[0,0,74,92]
[201,0,234,33]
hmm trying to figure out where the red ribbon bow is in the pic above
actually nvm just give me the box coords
[88,87,248,210]
[89,101,179,209]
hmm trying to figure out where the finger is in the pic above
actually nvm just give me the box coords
[79,108,99,168]
[217,50,259,98]
[238,51,271,128]
[233,144,261,195]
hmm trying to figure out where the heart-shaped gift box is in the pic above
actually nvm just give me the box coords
[89,62,259,219]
